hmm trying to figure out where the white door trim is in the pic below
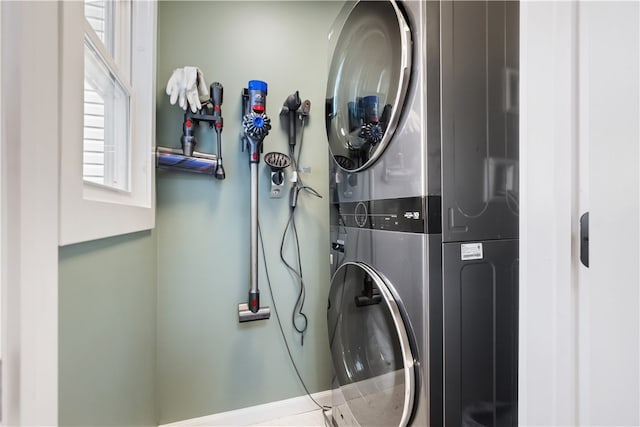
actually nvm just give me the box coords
[1,2,59,425]
[519,2,579,425]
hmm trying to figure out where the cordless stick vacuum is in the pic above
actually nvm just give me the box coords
[238,80,272,322]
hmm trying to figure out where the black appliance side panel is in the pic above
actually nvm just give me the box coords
[443,239,519,427]
[426,0,442,197]
[428,234,443,427]
[441,1,520,242]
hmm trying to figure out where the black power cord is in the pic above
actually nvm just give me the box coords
[256,98,331,424]
[279,210,309,341]
[280,111,321,345]
[258,222,332,423]
[265,107,331,424]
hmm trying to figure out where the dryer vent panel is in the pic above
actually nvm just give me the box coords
[441,1,520,242]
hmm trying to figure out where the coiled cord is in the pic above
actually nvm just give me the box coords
[258,222,332,420]
[280,112,321,344]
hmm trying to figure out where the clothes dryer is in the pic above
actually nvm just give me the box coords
[327,224,441,426]
[326,1,519,426]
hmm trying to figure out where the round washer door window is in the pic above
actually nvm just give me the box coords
[327,262,416,427]
[325,0,412,172]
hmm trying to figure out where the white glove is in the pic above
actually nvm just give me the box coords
[166,66,209,113]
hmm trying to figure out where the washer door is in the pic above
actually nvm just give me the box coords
[327,262,416,427]
[325,0,412,172]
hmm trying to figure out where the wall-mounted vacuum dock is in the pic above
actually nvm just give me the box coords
[157,82,226,179]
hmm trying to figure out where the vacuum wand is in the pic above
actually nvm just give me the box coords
[238,80,272,322]
[249,161,260,309]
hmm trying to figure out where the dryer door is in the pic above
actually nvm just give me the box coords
[328,262,416,427]
[325,1,412,172]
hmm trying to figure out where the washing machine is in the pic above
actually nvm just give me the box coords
[326,1,519,426]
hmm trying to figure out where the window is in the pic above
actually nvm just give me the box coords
[83,0,132,191]
[60,1,156,245]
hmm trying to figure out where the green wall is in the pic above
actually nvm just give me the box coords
[59,231,157,426]
[156,1,342,423]
[58,3,342,425]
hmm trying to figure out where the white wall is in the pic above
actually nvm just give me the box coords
[1,2,59,425]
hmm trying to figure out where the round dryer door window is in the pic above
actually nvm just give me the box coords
[325,1,412,172]
[327,262,416,427]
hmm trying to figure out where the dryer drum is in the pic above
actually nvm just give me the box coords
[327,262,416,427]
[325,0,412,173]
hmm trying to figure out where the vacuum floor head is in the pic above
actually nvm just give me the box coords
[238,303,271,322]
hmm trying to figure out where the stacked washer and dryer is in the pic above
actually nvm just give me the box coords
[325,1,519,426]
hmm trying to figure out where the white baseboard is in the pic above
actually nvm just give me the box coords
[159,390,332,427]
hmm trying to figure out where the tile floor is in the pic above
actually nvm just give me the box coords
[252,409,329,427]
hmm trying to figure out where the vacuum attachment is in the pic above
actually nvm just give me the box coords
[157,146,218,175]
[264,151,291,170]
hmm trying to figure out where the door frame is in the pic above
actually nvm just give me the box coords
[0,1,634,425]
[519,2,580,425]
[520,2,640,425]
[0,1,581,425]
[1,2,59,425]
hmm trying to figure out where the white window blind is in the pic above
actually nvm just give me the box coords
[84,1,107,185]
[84,1,113,49]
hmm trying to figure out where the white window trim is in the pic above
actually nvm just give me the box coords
[60,0,156,246]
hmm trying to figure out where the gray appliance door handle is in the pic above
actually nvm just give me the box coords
[580,212,589,268]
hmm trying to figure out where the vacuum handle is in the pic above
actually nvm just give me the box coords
[211,82,223,130]
[211,82,223,111]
